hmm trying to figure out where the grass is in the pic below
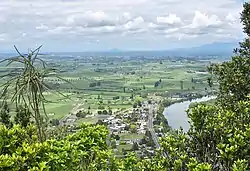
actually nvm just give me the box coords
[189,98,216,108]
[119,133,144,140]
[76,115,110,125]
[76,117,99,125]
[45,103,74,119]
[117,144,133,151]
[0,56,217,122]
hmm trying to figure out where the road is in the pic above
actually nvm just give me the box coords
[59,103,83,125]
[148,103,168,157]
[148,104,161,149]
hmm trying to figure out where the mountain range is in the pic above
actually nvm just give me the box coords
[107,42,238,57]
[0,42,239,58]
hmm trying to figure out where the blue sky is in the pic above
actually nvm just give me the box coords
[0,0,246,52]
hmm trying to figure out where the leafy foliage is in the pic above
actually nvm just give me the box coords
[0,2,250,171]
[14,105,31,128]
[0,124,111,171]
[208,2,250,108]
[0,102,12,128]
[0,46,71,142]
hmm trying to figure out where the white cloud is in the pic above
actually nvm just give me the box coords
[225,12,240,26]
[124,16,145,30]
[36,24,49,30]
[156,14,181,25]
[0,34,6,41]
[0,0,245,51]
[188,11,222,28]
[66,11,116,27]
[226,13,236,22]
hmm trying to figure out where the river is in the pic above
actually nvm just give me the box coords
[163,96,216,132]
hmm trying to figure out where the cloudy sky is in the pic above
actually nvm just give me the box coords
[0,0,247,52]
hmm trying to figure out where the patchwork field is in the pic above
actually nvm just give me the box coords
[0,55,219,122]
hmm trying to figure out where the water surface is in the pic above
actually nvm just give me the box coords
[164,96,216,132]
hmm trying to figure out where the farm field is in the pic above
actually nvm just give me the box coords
[0,55,219,123]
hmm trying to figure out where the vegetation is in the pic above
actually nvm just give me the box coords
[0,2,249,171]
[0,46,71,142]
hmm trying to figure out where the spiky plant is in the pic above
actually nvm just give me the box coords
[0,45,70,142]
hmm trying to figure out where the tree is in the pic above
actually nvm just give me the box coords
[89,82,97,87]
[0,124,111,171]
[96,119,104,125]
[103,110,108,115]
[208,2,250,108]
[0,102,12,128]
[154,81,160,87]
[50,119,60,126]
[159,3,250,170]
[207,77,213,88]
[0,46,71,142]
[97,94,101,100]
[130,94,134,100]
[14,105,31,128]
[98,105,105,110]
[132,142,139,151]
[130,124,137,133]
[114,134,120,141]
[108,106,112,115]
[111,140,117,149]
[97,81,101,86]
[180,80,184,90]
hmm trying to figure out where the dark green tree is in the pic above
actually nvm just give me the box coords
[108,106,112,115]
[111,140,117,149]
[0,102,12,128]
[180,80,184,90]
[132,142,139,151]
[14,105,31,128]
[208,2,250,108]
[50,119,60,126]
[207,77,213,88]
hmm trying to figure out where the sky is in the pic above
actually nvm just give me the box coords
[0,0,247,52]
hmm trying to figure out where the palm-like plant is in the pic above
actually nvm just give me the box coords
[0,45,69,142]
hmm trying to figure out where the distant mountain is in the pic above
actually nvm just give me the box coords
[102,42,239,57]
[169,42,238,57]
[108,48,123,52]
[0,42,238,59]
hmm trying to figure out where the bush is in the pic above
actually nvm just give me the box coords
[50,119,60,126]
[76,111,87,118]
[0,124,109,171]
[113,96,120,100]
[98,105,105,110]
[89,82,97,87]
[103,110,108,115]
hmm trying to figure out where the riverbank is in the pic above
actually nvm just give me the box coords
[163,96,216,132]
